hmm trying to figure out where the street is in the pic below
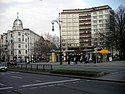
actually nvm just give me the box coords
[0,71,125,94]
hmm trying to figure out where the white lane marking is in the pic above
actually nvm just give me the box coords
[11,76,22,79]
[0,83,5,86]
[0,87,13,90]
[21,79,80,88]
[35,80,42,82]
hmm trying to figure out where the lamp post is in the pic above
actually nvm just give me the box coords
[51,13,62,65]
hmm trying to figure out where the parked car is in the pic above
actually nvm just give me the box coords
[0,64,7,72]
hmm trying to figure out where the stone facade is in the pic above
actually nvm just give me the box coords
[1,14,40,62]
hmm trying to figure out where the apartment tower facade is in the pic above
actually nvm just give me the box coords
[61,5,114,50]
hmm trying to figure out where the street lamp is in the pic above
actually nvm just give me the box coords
[51,13,62,65]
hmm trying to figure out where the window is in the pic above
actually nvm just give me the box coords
[93,16,97,19]
[105,14,109,18]
[18,50,21,54]
[99,24,103,27]
[18,44,21,48]
[11,51,13,55]
[93,12,97,15]
[22,35,24,41]
[99,20,102,23]
[99,11,103,14]
[105,10,109,13]
[105,19,108,22]
[18,32,21,36]
[11,34,13,37]
[25,44,27,48]
[11,40,13,43]
[25,50,27,54]
[99,15,103,18]
[93,25,97,28]
[93,20,97,23]
[25,38,27,42]
[18,38,21,42]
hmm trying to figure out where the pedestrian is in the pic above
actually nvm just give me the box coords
[67,56,70,65]
[109,56,112,62]
[80,56,83,63]
[74,56,78,64]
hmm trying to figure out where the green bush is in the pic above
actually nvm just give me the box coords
[51,69,105,77]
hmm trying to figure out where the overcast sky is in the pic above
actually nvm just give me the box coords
[0,0,124,36]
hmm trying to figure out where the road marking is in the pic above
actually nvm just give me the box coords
[0,83,5,86]
[21,79,80,88]
[0,87,13,90]
[11,76,22,79]
[35,80,42,82]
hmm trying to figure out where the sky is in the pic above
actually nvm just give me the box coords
[0,0,124,36]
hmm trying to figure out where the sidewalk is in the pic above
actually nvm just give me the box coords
[53,60,125,83]
[97,71,125,83]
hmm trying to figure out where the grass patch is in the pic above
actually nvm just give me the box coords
[50,69,108,77]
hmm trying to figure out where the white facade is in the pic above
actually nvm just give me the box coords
[3,14,40,61]
[61,5,113,50]
[91,8,111,46]
[61,13,79,50]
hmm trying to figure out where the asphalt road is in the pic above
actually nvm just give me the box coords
[0,71,125,94]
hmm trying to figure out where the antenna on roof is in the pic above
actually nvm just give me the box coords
[17,12,19,19]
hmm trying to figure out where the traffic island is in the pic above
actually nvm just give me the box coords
[8,67,108,78]
[50,69,108,77]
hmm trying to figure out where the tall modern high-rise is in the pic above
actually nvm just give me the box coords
[61,5,114,50]
[1,13,40,62]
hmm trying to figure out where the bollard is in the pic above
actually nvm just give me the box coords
[43,65,45,70]
[51,65,52,70]
[26,64,27,69]
[31,64,32,70]
[36,64,38,70]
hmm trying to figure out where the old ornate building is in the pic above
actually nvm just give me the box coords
[1,13,40,62]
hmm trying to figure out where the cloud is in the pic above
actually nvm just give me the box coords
[0,0,35,3]
[0,0,89,36]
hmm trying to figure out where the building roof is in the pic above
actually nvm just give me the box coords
[13,12,23,28]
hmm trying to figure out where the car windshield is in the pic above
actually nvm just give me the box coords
[0,64,5,66]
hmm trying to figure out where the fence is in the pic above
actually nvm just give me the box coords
[9,63,53,70]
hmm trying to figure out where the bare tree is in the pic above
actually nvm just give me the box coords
[104,5,125,59]
[33,36,57,61]
[115,5,125,59]
[43,33,60,48]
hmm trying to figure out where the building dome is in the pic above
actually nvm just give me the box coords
[12,12,23,30]
[13,18,23,27]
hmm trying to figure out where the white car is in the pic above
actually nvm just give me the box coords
[0,64,7,72]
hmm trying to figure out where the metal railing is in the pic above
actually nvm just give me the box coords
[9,63,53,70]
